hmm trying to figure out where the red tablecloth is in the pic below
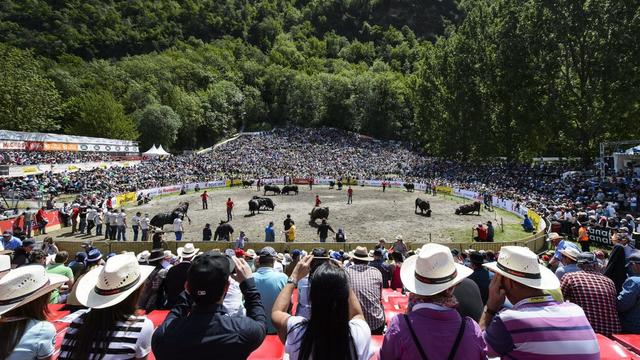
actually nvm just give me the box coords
[612,334,640,356]
[147,310,170,327]
[248,335,285,360]
[597,334,638,359]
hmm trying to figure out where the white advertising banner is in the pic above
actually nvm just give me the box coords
[4,160,140,177]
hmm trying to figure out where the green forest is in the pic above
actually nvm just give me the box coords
[1,0,638,160]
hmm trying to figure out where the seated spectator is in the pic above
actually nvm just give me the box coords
[555,247,580,280]
[0,265,67,360]
[28,249,48,266]
[618,252,640,333]
[389,252,404,292]
[138,249,169,312]
[380,243,486,359]
[473,223,488,242]
[561,252,621,335]
[481,246,599,359]
[468,251,491,305]
[521,214,534,232]
[254,246,288,334]
[2,230,22,251]
[46,251,75,304]
[68,252,87,278]
[66,248,104,307]
[369,249,391,288]
[163,243,200,308]
[547,232,580,270]
[272,255,374,360]
[11,239,35,268]
[58,253,155,359]
[345,246,385,335]
[152,252,266,359]
[40,237,58,257]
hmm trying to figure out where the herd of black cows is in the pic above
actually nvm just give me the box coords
[147,183,482,231]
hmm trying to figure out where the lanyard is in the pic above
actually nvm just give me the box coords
[513,295,556,309]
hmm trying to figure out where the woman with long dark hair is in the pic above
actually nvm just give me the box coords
[272,255,373,360]
[0,265,68,360]
[58,253,154,360]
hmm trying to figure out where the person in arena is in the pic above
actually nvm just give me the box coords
[314,195,321,207]
[173,214,184,241]
[317,219,335,243]
[272,255,374,360]
[152,252,266,359]
[201,190,209,210]
[265,221,276,242]
[283,215,294,241]
[226,197,234,222]
[347,186,353,204]
[380,243,486,359]
[59,254,154,360]
[521,214,534,232]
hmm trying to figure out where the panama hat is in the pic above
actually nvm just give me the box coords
[484,246,560,290]
[0,255,11,279]
[401,243,473,296]
[136,250,150,263]
[546,232,564,242]
[0,266,68,316]
[177,243,200,259]
[75,253,154,309]
[350,246,373,261]
[560,247,581,262]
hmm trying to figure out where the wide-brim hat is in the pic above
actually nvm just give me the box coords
[546,232,564,242]
[401,243,473,296]
[177,243,200,259]
[0,255,11,279]
[148,249,165,262]
[560,247,581,261]
[350,246,373,261]
[75,253,154,309]
[0,266,68,315]
[484,246,560,290]
[395,235,403,241]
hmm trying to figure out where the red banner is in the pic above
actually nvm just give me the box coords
[0,141,25,150]
[293,178,312,185]
[25,141,44,151]
[0,210,61,234]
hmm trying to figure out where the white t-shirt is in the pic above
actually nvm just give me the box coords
[223,278,245,316]
[131,215,141,227]
[94,213,102,225]
[7,320,55,360]
[86,208,97,222]
[173,218,183,232]
[140,217,150,230]
[116,212,126,226]
[109,213,118,226]
[284,316,372,360]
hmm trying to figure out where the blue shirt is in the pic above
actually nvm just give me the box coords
[617,276,640,333]
[522,218,534,231]
[555,263,579,280]
[264,226,275,242]
[553,240,580,262]
[2,236,22,251]
[253,267,287,334]
[7,319,56,360]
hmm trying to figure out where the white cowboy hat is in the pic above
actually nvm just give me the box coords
[0,255,11,279]
[484,246,560,290]
[177,243,200,259]
[559,247,581,262]
[0,265,68,316]
[546,232,564,242]
[350,246,373,262]
[75,253,154,309]
[401,243,473,296]
[395,235,403,241]
[136,250,150,263]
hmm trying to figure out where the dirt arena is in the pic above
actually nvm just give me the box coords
[124,186,520,244]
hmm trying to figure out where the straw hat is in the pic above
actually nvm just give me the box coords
[560,247,581,262]
[136,250,150,263]
[400,243,473,296]
[546,232,564,242]
[75,253,154,309]
[0,266,68,315]
[177,243,200,259]
[350,246,373,261]
[483,246,560,290]
[0,255,11,279]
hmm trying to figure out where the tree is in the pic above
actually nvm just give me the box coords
[65,90,139,140]
[136,104,182,150]
[0,45,62,132]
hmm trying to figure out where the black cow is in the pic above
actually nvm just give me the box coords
[415,198,432,217]
[309,207,329,222]
[264,184,281,196]
[455,201,481,215]
[248,199,260,215]
[252,196,275,210]
[214,221,234,241]
[150,202,191,229]
[242,180,255,188]
[282,185,299,195]
[404,183,415,192]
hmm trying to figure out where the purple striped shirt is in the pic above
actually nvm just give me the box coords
[483,295,600,359]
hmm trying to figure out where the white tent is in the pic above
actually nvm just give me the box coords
[625,144,640,154]
[142,144,159,156]
[156,145,170,156]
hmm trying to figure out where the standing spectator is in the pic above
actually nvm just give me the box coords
[480,246,599,359]
[390,235,408,257]
[35,206,48,235]
[389,252,404,292]
[59,253,154,360]
[201,190,209,210]
[375,239,389,260]
[345,246,385,334]
[103,209,112,240]
[578,222,590,251]
[605,232,629,293]
[152,252,266,359]
[140,213,150,241]
[0,265,67,360]
[22,207,34,237]
[46,251,74,304]
[254,246,288,334]
[617,252,640,333]
[235,231,249,249]
[380,243,485,360]
[272,256,374,360]
[468,252,491,305]
[108,209,118,240]
[94,208,103,236]
[131,211,141,241]
[560,252,621,335]
[555,247,580,280]
[86,206,97,235]
[60,202,70,227]
[11,239,35,268]
[71,205,79,234]
[173,214,184,241]
[347,186,353,204]
[138,249,169,312]
[78,204,88,234]
[265,221,275,242]
[317,219,335,243]
[163,243,200,308]
[203,223,212,241]
[226,198,234,222]
[116,209,127,241]
[369,249,391,288]
[283,215,294,241]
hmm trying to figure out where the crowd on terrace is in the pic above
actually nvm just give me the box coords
[0,151,126,165]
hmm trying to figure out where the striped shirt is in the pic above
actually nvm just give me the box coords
[59,314,153,360]
[484,295,600,359]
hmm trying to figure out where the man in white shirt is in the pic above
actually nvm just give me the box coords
[104,210,112,240]
[140,213,150,241]
[173,214,184,241]
[94,209,103,236]
[86,206,97,235]
[132,212,141,242]
[115,209,127,241]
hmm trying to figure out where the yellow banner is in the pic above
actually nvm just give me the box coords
[343,179,358,185]
[116,192,137,206]
[528,209,542,231]
[43,142,78,151]
[435,186,453,195]
[225,179,243,187]
[67,165,78,171]
[22,166,39,174]
[99,163,108,169]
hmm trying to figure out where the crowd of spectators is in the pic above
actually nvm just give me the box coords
[0,151,127,165]
[3,231,640,359]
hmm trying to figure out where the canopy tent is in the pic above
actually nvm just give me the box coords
[142,145,160,156]
[155,145,170,156]
[625,144,640,154]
